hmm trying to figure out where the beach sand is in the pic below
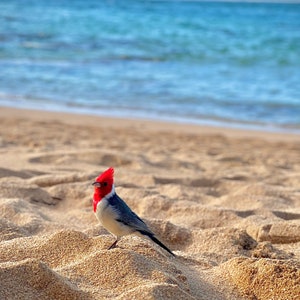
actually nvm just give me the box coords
[0,106,299,300]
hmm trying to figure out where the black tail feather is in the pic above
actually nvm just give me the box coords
[138,230,175,257]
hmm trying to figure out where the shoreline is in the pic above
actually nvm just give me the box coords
[1,106,299,142]
[1,99,300,135]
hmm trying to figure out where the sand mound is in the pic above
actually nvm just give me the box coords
[252,222,300,244]
[0,198,50,235]
[0,217,28,241]
[0,229,191,299]
[0,259,86,300]
[60,248,190,297]
[116,283,195,300]
[0,177,55,205]
[220,257,300,300]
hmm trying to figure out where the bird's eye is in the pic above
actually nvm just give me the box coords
[103,182,108,187]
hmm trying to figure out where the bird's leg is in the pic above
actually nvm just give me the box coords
[108,237,119,250]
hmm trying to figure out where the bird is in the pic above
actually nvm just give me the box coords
[92,167,175,256]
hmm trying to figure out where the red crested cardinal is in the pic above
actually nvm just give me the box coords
[92,167,175,256]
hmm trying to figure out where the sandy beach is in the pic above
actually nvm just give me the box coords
[0,106,299,300]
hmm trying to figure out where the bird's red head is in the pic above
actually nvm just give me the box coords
[92,167,114,212]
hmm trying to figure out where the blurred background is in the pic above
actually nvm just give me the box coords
[0,0,299,131]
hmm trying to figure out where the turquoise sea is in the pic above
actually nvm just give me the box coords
[0,0,300,131]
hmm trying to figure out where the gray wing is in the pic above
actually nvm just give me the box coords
[109,194,152,233]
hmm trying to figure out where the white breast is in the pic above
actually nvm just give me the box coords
[95,198,133,237]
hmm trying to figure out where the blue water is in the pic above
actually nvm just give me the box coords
[1,0,300,131]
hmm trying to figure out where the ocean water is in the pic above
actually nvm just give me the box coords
[0,0,300,131]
